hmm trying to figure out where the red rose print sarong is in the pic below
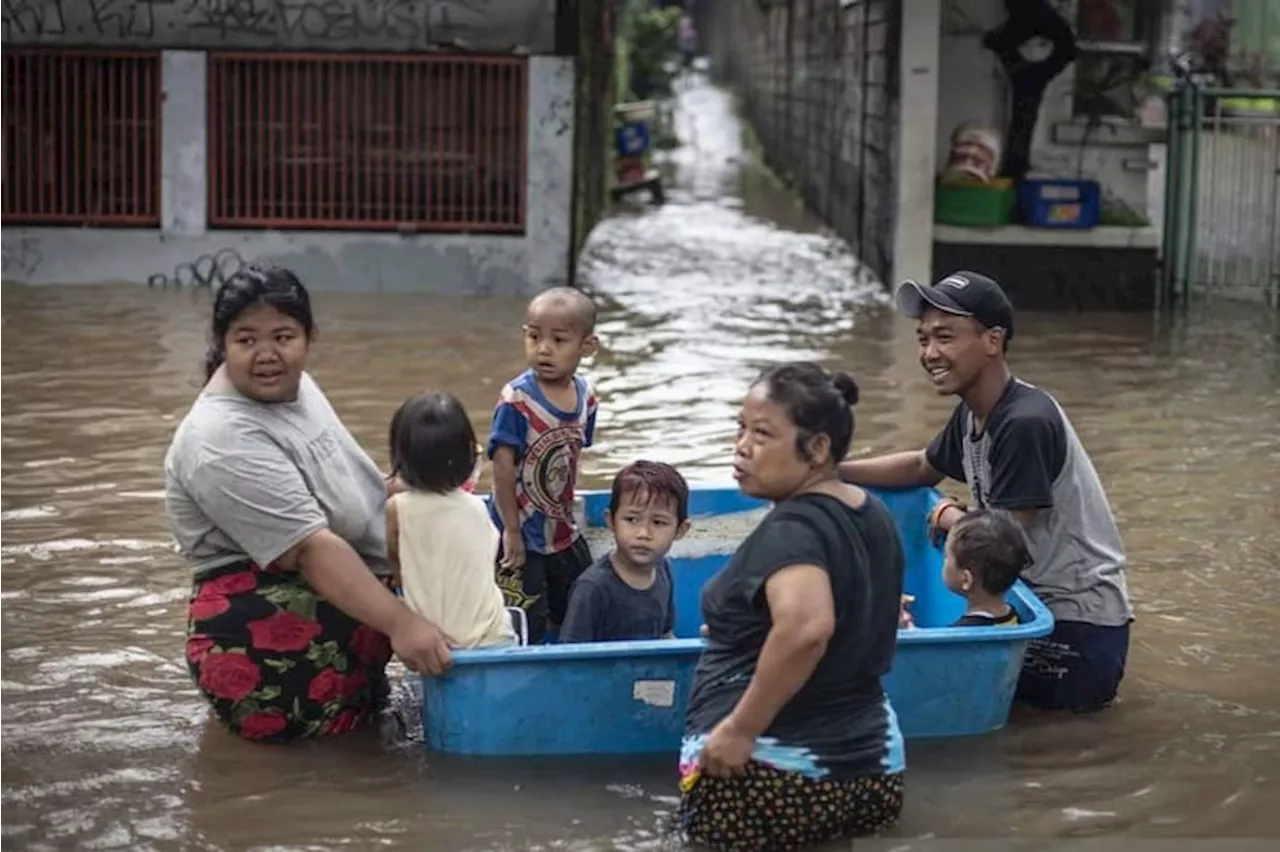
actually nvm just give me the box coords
[186,559,394,743]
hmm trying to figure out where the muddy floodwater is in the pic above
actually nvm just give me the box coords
[3,76,1279,851]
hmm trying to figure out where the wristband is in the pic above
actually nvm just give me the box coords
[928,499,966,533]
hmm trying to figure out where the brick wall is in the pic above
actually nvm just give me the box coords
[698,0,901,280]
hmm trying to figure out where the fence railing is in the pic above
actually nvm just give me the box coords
[1162,86,1280,306]
[2,50,162,226]
[207,53,528,233]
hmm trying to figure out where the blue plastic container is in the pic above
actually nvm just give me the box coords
[614,120,652,157]
[1017,178,1100,228]
[422,486,1054,756]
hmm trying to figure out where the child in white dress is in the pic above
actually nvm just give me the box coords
[386,392,516,648]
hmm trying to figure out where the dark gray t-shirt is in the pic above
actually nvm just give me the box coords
[558,554,675,643]
[684,493,906,779]
[926,378,1133,626]
[164,372,389,578]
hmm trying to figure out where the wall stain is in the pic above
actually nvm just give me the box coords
[1,235,44,277]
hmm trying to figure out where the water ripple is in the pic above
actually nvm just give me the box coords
[2,71,1279,849]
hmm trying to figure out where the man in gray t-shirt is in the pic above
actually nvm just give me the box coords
[841,271,1133,713]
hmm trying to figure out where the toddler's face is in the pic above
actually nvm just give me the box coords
[608,491,689,570]
[523,303,596,384]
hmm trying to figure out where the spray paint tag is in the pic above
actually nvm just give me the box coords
[632,679,676,708]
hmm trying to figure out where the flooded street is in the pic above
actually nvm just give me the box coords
[3,75,1280,850]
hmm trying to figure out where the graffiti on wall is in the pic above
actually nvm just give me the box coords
[2,0,552,52]
[0,235,251,287]
[1,235,44,277]
[147,246,247,289]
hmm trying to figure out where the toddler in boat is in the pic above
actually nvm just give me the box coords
[488,286,600,644]
[558,461,690,643]
[386,391,516,648]
[943,508,1030,627]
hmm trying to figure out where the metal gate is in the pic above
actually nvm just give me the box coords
[1162,84,1280,306]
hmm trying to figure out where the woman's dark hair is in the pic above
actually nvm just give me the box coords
[609,460,691,524]
[205,264,315,380]
[389,392,479,493]
[949,509,1033,595]
[752,361,860,465]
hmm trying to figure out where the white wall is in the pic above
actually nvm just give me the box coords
[1,54,576,295]
[161,50,208,236]
[524,56,577,292]
[893,0,943,287]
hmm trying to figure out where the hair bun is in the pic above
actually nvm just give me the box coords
[831,371,860,406]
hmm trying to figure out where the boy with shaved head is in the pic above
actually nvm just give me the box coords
[487,286,600,643]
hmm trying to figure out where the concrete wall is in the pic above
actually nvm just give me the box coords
[933,226,1160,309]
[893,0,942,287]
[1,53,576,294]
[1,0,557,54]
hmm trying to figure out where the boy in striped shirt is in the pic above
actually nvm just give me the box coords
[488,287,599,644]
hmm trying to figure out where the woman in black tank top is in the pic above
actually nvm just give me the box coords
[676,362,906,851]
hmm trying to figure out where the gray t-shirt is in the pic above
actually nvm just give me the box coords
[926,378,1133,627]
[164,372,389,578]
[558,554,675,643]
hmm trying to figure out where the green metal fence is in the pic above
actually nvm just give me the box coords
[1162,86,1280,307]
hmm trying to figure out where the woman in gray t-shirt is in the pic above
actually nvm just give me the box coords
[165,265,452,743]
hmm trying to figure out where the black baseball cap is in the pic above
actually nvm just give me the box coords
[895,270,1016,342]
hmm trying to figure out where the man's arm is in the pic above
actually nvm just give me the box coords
[838,449,943,489]
[842,405,967,489]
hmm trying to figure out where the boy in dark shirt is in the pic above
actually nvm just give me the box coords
[559,461,690,643]
[942,508,1030,627]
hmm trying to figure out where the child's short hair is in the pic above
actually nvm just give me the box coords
[528,286,597,335]
[389,391,478,493]
[949,508,1032,595]
[609,461,690,524]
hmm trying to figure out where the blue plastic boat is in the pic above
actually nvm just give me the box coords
[421,485,1054,756]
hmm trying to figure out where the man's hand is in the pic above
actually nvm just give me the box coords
[927,499,966,545]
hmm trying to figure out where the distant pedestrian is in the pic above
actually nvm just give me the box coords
[679,14,697,67]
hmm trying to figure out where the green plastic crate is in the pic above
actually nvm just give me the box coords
[934,180,1014,228]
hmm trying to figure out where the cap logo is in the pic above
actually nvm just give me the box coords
[939,275,970,290]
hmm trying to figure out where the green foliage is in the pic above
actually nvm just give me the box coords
[626,4,682,100]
